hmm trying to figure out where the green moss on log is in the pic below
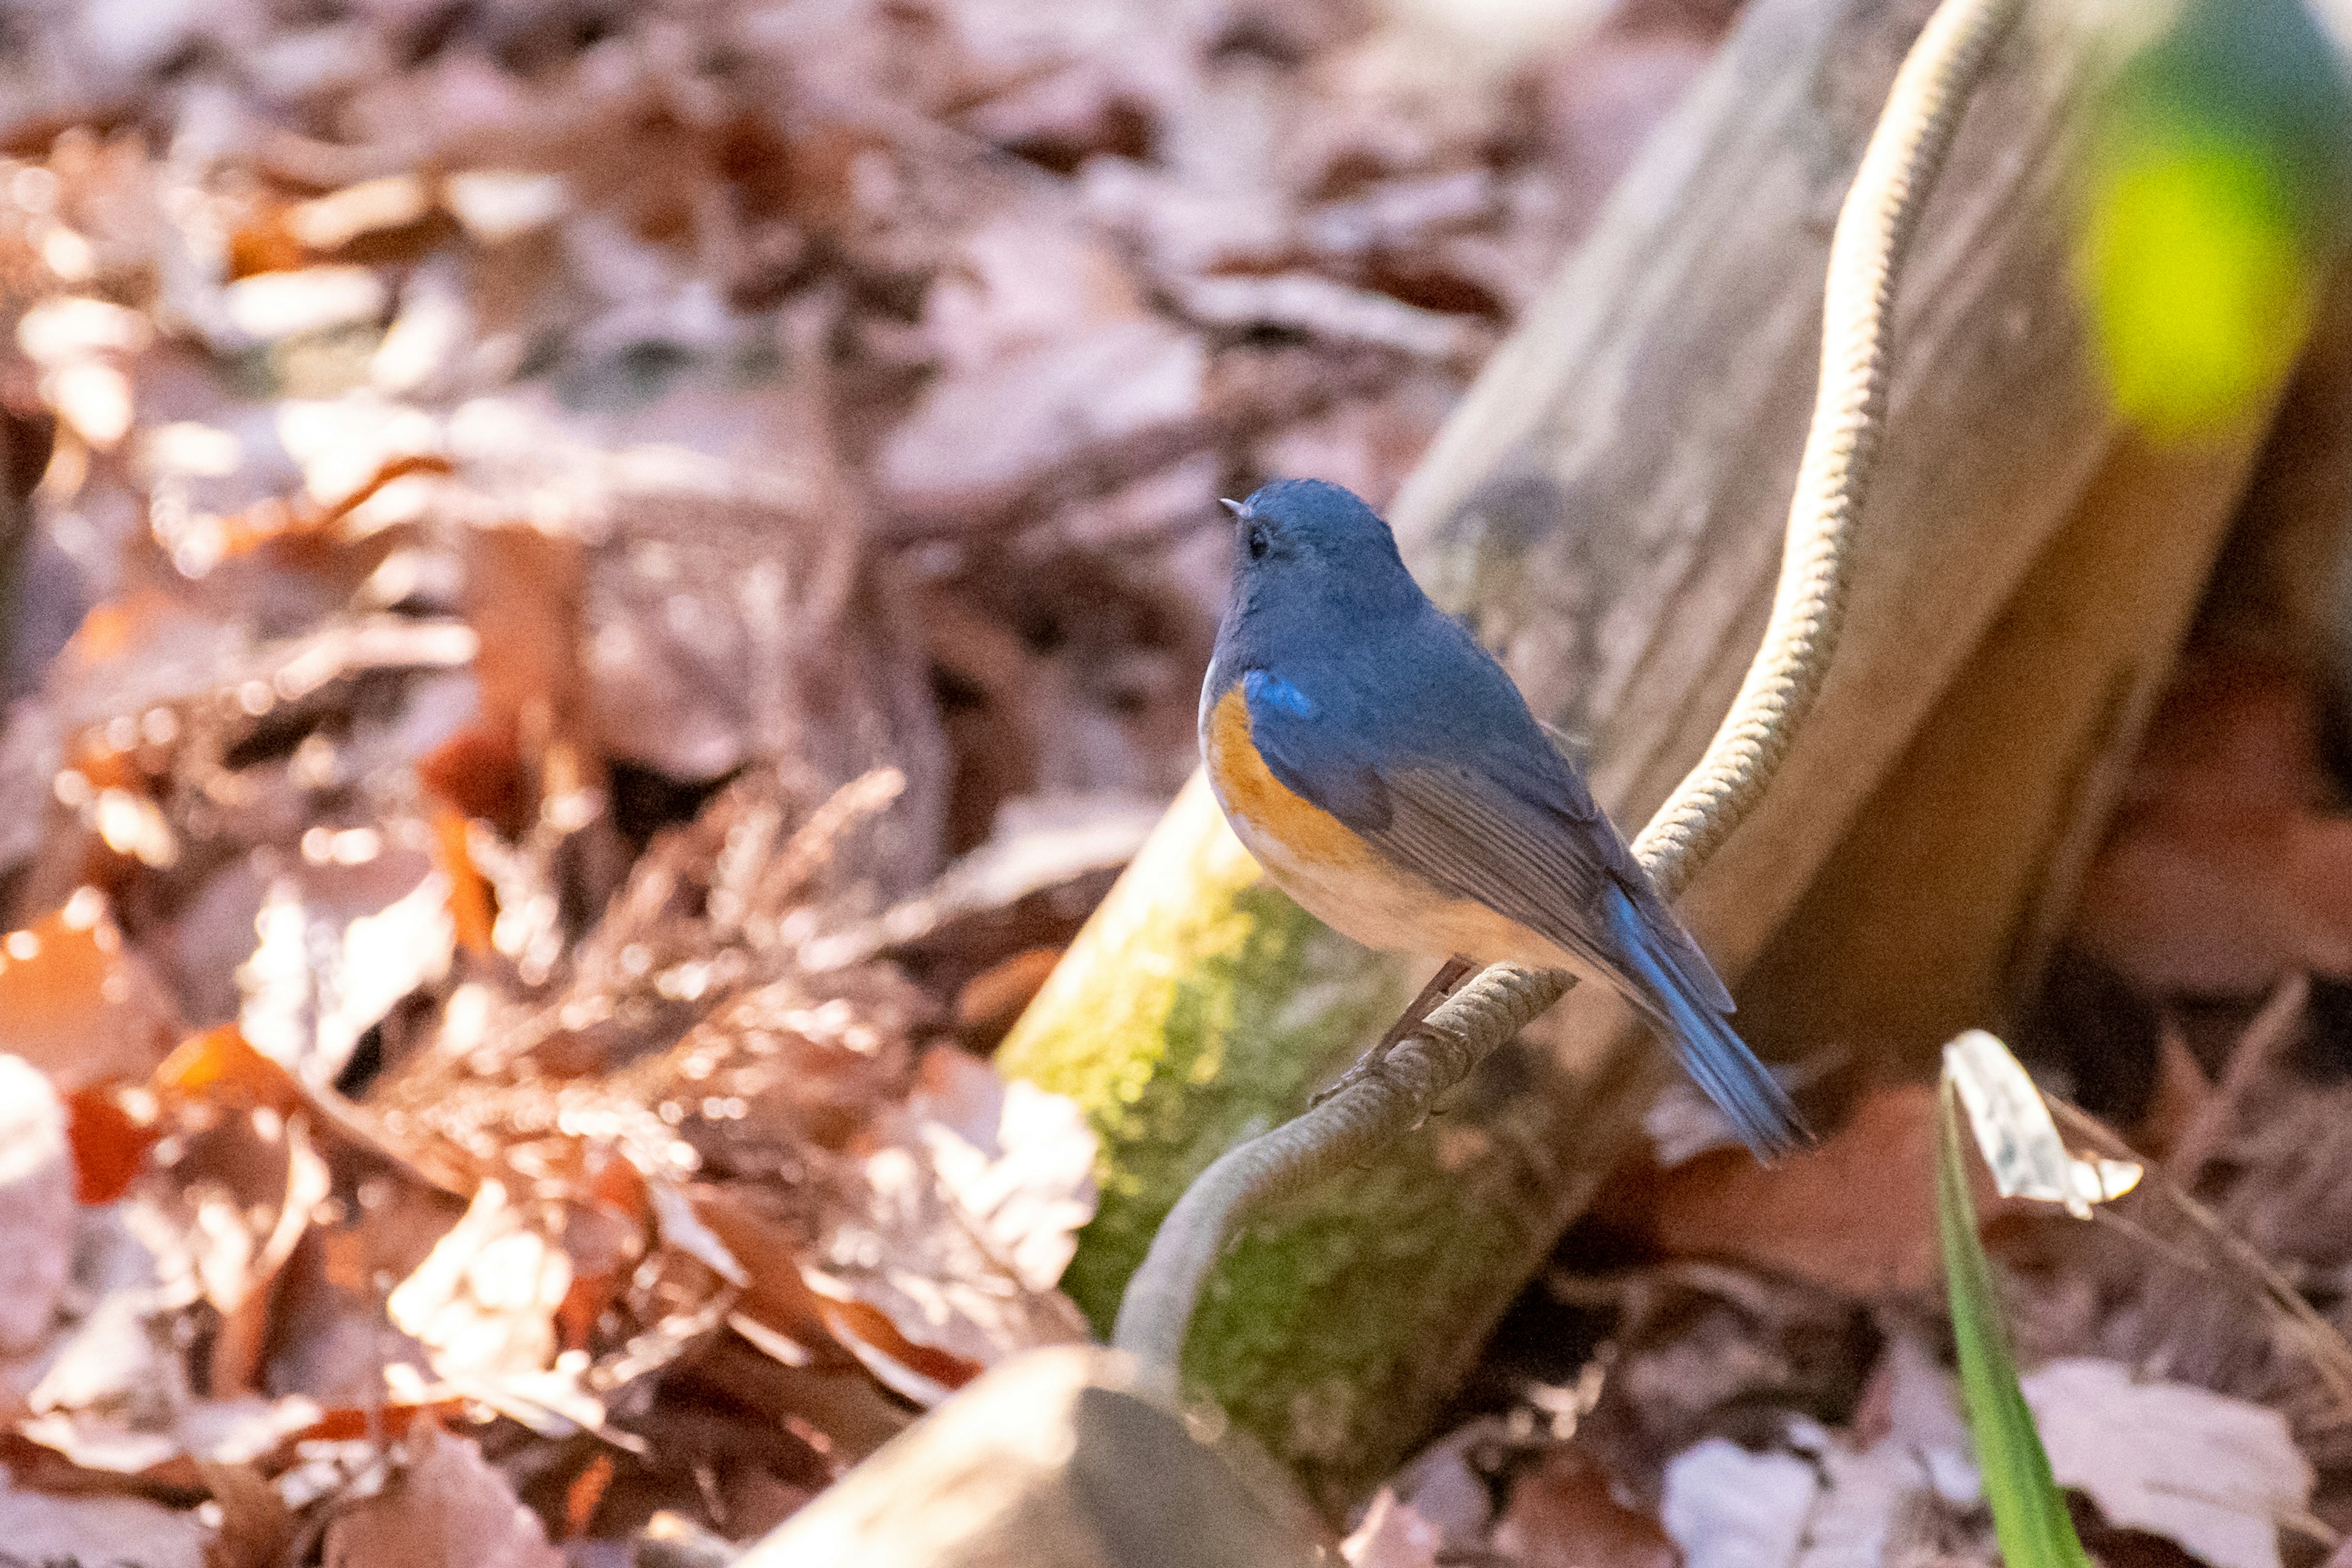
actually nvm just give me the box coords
[997,777,1408,1333]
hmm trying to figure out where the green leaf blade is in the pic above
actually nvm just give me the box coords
[1937,1077,2093,1568]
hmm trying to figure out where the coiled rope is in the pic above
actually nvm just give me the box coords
[1113,0,2026,1371]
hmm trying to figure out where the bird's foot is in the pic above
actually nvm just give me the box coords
[1310,954,1477,1109]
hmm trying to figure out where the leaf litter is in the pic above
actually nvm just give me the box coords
[4,0,2351,1562]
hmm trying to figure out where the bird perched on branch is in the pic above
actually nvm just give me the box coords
[1199,478,1810,1159]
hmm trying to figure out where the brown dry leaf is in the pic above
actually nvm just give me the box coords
[1643,1087,1945,1296]
[322,1420,564,1568]
[135,1105,334,1392]
[198,1457,297,1568]
[2076,649,2352,995]
[692,1185,853,1371]
[951,946,1062,1050]
[21,1355,325,1487]
[641,1000,1091,1406]
[903,1046,1097,1294]
[2129,1019,2218,1158]
[229,850,456,1088]
[420,522,592,839]
[0,889,181,1090]
[796,1104,1092,1403]
[65,1080,157,1205]
[879,318,1210,527]
[1493,1446,1679,1568]
[155,1025,309,1118]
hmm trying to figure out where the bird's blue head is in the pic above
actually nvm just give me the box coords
[1221,479,1417,635]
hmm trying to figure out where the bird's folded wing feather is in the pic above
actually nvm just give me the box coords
[1247,681,1653,986]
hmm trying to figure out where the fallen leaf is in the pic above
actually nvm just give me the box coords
[1343,1487,1444,1568]
[0,1054,77,1352]
[2075,650,2352,996]
[0,1474,205,1568]
[1646,1087,1945,1295]
[2022,1357,2310,1568]
[905,1046,1098,1294]
[156,1025,306,1118]
[64,1082,157,1204]
[198,1457,297,1568]
[0,890,181,1090]
[322,1420,564,1568]
[952,946,1063,1050]
[880,318,1208,525]
[1493,1444,1679,1568]
[386,1179,571,1382]
[235,855,456,1088]
[1659,1441,1812,1568]
[1660,1415,1989,1568]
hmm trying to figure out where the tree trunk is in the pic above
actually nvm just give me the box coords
[1001,0,2307,1507]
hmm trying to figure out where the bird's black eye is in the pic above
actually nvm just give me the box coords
[1246,524,1270,560]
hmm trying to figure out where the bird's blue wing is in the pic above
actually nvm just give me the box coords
[1363,761,1803,1155]
[1243,671,1623,976]
[1245,673,1805,1156]
[1238,670,1393,830]
[1597,880,1805,1157]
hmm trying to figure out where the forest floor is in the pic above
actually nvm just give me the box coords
[1,0,2350,1565]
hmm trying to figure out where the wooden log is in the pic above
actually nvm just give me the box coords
[1003,0,2316,1506]
[1731,432,2278,1072]
[736,1347,1327,1568]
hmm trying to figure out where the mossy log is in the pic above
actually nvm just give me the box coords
[1000,0,2306,1507]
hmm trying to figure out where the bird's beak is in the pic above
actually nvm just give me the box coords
[1219,497,1247,518]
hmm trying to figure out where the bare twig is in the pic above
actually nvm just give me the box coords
[2163,970,2308,1188]
[2052,1096,2352,1413]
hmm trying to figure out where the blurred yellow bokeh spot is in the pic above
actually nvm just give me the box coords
[2075,0,2350,447]
[2081,124,2311,445]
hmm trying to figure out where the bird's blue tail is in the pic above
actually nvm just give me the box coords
[1599,881,1810,1160]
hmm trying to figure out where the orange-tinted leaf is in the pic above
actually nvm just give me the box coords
[952,946,1063,1050]
[418,728,527,832]
[293,1401,470,1445]
[63,1084,155,1205]
[1646,1087,1948,1296]
[1494,1446,1679,1568]
[689,1186,849,1368]
[417,526,596,837]
[561,1452,612,1541]
[61,589,197,671]
[812,1295,982,1406]
[154,1027,305,1118]
[227,206,305,279]
[432,807,498,957]
[0,892,181,1090]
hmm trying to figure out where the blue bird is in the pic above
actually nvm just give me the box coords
[1199,478,1809,1159]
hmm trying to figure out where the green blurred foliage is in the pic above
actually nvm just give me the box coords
[2080,0,2352,443]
